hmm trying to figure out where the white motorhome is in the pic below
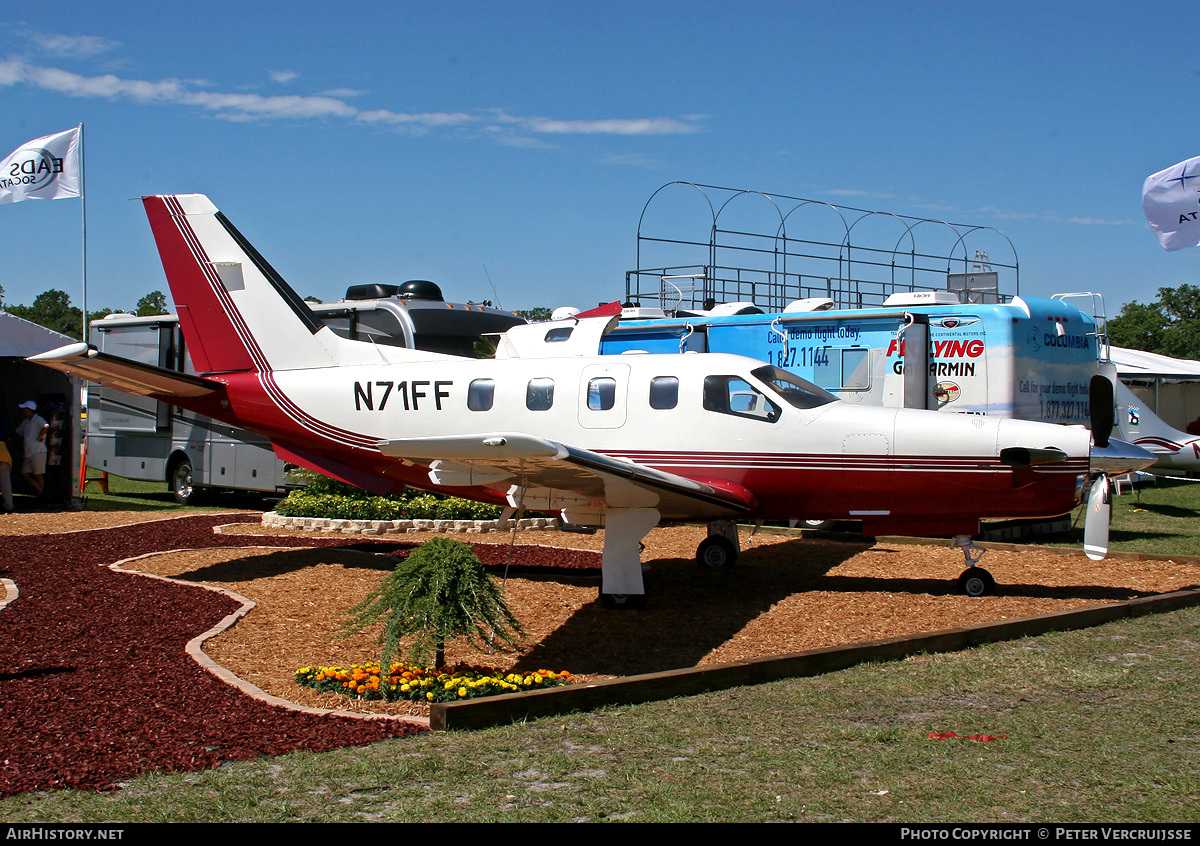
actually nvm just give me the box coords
[85,281,524,501]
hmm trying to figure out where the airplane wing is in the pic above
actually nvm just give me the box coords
[377,432,756,520]
[28,343,224,399]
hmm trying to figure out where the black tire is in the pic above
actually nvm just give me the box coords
[171,460,195,505]
[696,535,738,568]
[600,592,647,610]
[801,519,832,530]
[957,567,996,597]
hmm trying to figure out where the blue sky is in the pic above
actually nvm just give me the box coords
[0,2,1196,318]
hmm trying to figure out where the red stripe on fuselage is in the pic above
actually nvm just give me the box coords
[144,196,256,374]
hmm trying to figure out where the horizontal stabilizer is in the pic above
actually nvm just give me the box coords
[28,343,223,398]
[378,432,756,519]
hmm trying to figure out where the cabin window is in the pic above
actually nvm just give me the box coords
[544,327,573,343]
[526,378,555,410]
[649,376,679,409]
[587,377,616,411]
[703,375,780,423]
[467,378,495,411]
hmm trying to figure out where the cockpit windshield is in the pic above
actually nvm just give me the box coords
[751,365,838,409]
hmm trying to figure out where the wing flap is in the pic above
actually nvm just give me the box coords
[378,433,756,519]
[28,343,223,398]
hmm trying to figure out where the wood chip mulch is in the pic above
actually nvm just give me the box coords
[3,511,1198,798]
[0,514,430,797]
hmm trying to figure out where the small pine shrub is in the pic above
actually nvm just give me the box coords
[343,537,524,669]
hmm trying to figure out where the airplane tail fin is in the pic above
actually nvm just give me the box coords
[1114,379,1197,458]
[142,194,339,374]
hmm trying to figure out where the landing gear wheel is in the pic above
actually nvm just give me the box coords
[171,460,195,505]
[957,567,996,597]
[600,592,647,610]
[696,535,738,568]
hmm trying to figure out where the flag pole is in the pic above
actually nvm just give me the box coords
[79,122,87,343]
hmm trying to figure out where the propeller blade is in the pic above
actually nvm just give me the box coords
[1090,375,1115,449]
[1083,473,1110,561]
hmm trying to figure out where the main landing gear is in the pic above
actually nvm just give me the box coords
[600,593,648,610]
[951,535,995,597]
[696,520,740,567]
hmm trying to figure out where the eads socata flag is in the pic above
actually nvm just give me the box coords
[1143,154,1200,251]
[0,127,81,205]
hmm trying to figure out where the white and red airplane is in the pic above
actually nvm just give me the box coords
[32,194,1154,606]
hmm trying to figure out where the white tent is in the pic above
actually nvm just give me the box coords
[1111,346,1200,431]
[0,311,82,506]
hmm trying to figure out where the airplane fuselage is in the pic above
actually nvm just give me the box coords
[185,348,1091,536]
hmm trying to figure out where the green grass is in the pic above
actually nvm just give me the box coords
[4,606,1198,822]
[78,473,273,513]
[5,474,1199,821]
[1039,476,1200,558]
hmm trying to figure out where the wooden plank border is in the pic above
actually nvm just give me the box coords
[430,586,1200,731]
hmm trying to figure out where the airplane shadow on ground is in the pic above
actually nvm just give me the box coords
[151,536,1182,680]
[163,539,598,584]
[513,537,874,677]
[1123,502,1198,519]
[511,537,1171,678]
[162,543,408,584]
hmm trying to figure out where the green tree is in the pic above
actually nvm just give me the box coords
[516,306,553,321]
[135,290,168,316]
[344,538,523,670]
[7,289,83,338]
[1108,285,1200,360]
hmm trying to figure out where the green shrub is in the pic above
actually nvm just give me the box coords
[343,538,524,669]
[274,488,502,521]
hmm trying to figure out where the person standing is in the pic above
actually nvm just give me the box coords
[0,434,12,514]
[15,400,48,498]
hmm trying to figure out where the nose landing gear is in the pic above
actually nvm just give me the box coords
[951,535,995,597]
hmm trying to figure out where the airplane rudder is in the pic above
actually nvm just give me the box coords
[142,194,259,373]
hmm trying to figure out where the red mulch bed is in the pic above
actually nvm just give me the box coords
[0,515,600,797]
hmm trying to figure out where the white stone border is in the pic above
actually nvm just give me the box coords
[262,511,561,535]
[109,547,429,729]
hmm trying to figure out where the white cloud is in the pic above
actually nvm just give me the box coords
[356,108,477,130]
[27,33,120,59]
[825,188,897,199]
[598,152,663,168]
[0,55,705,139]
[523,116,701,135]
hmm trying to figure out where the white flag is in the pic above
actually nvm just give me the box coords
[1143,154,1200,251]
[0,127,81,206]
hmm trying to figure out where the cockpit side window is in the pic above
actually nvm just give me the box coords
[751,365,837,409]
[703,375,781,423]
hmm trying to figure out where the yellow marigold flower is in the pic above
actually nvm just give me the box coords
[458,687,467,697]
